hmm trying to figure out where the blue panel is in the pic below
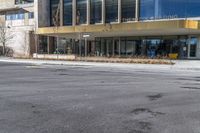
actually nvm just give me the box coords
[140,0,200,20]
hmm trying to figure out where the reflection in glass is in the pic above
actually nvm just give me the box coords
[189,37,197,57]
[105,0,118,23]
[90,0,102,24]
[50,0,60,26]
[76,0,87,24]
[63,0,72,26]
[140,0,200,20]
[121,0,136,22]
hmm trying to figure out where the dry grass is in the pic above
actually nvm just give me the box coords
[15,56,175,65]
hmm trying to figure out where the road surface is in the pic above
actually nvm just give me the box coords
[0,62,200,133]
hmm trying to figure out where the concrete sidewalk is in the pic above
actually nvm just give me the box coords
[0,57,200,71]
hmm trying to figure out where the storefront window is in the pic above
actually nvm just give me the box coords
[121,0,136,22]
[105,0,118,23]
[63,0,72,26]
[90,0,102,24]
[120,38,126,56]
[92,36,197,59]
[38,36,48,54]
[76,0,87,25]
[189,37,197,57]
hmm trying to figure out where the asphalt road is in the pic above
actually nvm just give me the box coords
[0,62,200,133]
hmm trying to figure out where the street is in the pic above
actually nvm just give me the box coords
[0,62,200,133]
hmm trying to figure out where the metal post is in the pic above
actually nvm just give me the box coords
[188,36,191,58]
[102,0,105,24]
[47,36,50,54]
[119,37,121,57]
[87,0,90,25]
[85,38,87,56]
[118,0,121,23]
[112,38,115,57]
[60,0,64,26]
[73,0,77,26]
[79,33,82,56]
[83,34,90,56]
[57,36,59,59]
[35,35,38,54]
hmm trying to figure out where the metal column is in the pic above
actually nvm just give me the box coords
[72,0,77,26]
[102,0,105,24]
[118,0,121,23]
[135,0,139,21]
[87,0,90,25]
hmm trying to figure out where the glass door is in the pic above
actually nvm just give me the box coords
[146,39,161,58]
[189,37,197,58]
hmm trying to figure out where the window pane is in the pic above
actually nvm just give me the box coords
[190,37,197,57]
[76,0,87,25]
[90,0,102,24]
[29,12,34,19]
[105,0,118,23]
[140,0,200,20]
[63,0,72,26]
[121,0,136,22]
[50,0,60,26]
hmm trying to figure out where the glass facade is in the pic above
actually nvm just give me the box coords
[121,0,136,22]
[45,0,200,59]
[105,0,118,23]
[140,0,200,20]
[92,36,198,59]
[48,0,200,25]
[90,0,102,24]
[76,0,87,24]
[63,0,72,26]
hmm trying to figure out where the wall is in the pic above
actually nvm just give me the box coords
[0,0,36,57]
[196,37,200,59]
[0,0,15,9]
[35,0,50,28]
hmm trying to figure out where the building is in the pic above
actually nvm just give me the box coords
[0,0,35,57]
[35,0,200,59]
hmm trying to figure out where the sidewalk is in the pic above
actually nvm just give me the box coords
[0,57,200,71]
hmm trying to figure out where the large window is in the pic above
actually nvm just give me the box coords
[15,0,34,4]
[105,0,118,23]
[90,0,102,24]
[140,0,200,20]
[121,0,136,22]
[50,0,60,26]
[63,0,72,26]
[6,10,25,20]
[76,0,87,25]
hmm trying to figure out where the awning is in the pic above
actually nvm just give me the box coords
[36,20,200,38]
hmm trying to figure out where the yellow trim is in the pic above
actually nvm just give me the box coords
[36,20,199,35]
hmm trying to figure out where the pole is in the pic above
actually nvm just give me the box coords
[79,33,82,57]
[85,37,87,57]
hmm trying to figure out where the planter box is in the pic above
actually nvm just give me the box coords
[33,53,76,60]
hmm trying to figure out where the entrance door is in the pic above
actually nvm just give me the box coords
[188,37,197,58]
[106,39,113,57]
[146,39,161,58]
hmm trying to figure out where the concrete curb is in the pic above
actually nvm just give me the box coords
[0,58,200,71]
